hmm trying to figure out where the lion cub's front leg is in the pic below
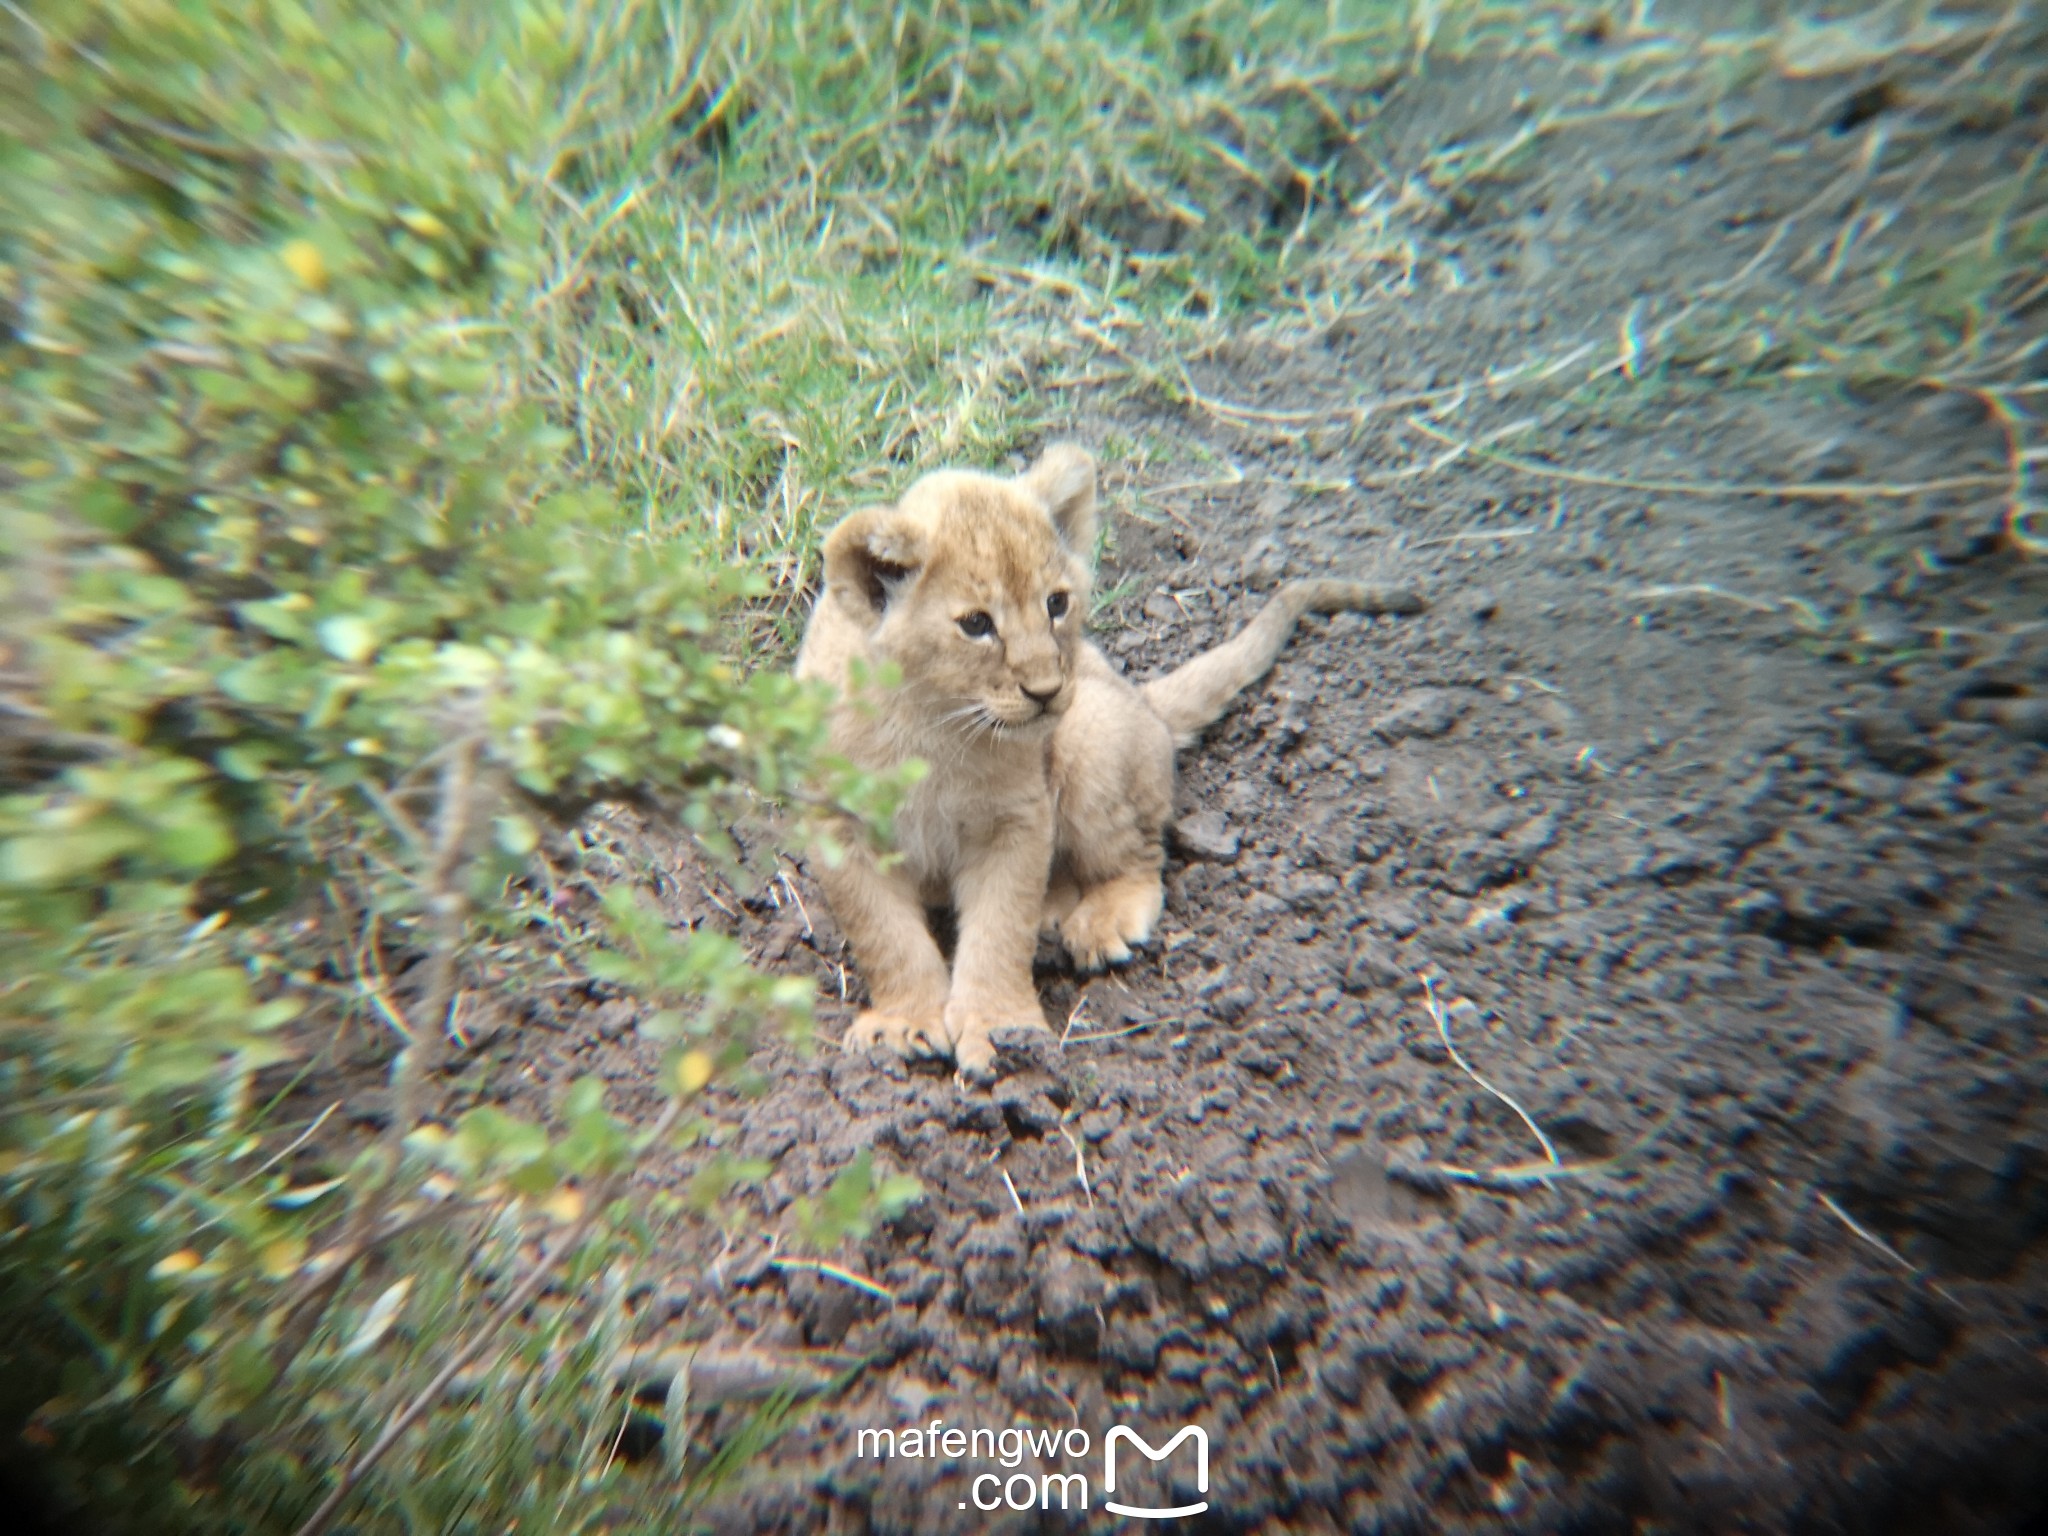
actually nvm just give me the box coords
[945,807,1056,1081]
[817,831,951,1060]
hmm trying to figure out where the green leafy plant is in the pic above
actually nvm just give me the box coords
[0,1,905,1529]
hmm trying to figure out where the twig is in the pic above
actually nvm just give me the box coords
[1415,526,1537,547]
[766,1257,896,1304]
[999,1168,1026,1216]
[1403,416,2006,501]
[232,1102,341,1188]
[1815,1188,1960,1308]
[1419,1103,1680,1191]
[1057,1125,1095,1210]
[1059,994,1090,1047]
[1064,1018,1155,1045]
[350,918,417,1044]
[1421,978,1560,1170]
[1629,582,1780,615]
[775,868,814,940]
[383,734,482,1169]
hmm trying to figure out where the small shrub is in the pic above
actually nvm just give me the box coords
[0,2,897,1529]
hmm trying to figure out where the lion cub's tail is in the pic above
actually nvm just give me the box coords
[1141,578,1424,748]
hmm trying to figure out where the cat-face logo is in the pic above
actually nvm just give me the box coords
[1103,1425,1209,1519]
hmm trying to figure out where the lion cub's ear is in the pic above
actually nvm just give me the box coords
[822,505,925,619]
[1020,443,1098,566]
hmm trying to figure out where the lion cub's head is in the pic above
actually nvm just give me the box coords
[820,445,1097,738]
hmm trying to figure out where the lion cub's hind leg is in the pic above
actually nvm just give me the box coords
[1050,666,1175,973]
[1041,872,1082,938]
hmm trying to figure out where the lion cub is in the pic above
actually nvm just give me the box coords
[796,445,1421,1078]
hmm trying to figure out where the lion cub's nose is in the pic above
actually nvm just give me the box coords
[1021,683,1061,708]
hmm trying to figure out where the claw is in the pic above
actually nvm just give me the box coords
[843,1008,947,1061]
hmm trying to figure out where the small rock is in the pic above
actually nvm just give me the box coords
[1475,805,1521,837]
[1275,699,1313,745]
[992,1073,1064,1134]
[1254,486,1296,521]
[1240,537,1288,591]
[1161,1345,1206,1382]
[1281,871,1341,909]
[1370,898,1422,939]
[1372,688,1467,741]
[1848,709,1940,775]
[1805,443,1862,481]
[1207,985,1255,1023]
[1172,810,1242,863]
[1035,1252,1105,1354]
[1103,1316,1163,1374]
[1853,616,1915,651]
[889,1379,940,1417]
[1630,834,1712,884]
[1235,1045,1287,1077]
[1506,813,1557,858]
[1988,698,2048,744]
[1726,888,1783,931]
[1465,587,1499,622]
[1341,937,1404,993]
[1319,1352,1366,1405]
[1079,1106,1122,1142]
[986,1023,1063,1078]
[1405,1029,1450,1065]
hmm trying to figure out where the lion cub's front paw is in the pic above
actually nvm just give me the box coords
[1059,875,1164,973]
[842,1008,948,1061]
[944,998,1053,1084]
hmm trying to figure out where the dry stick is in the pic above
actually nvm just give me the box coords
[292,1101,680,1536]
[232,1102,342,1189]
[1954,382,2048,558]
[1057,1124,1095,1210]
[1401,415,2006,501]
[775,867,814,940]
[1816,1189,1964,1309]
[1186,343,1597,433]
[384,733,481,1169]
[1630,582,1781,615]
[1421,977,1561,1171]
[1064,1018,1155,1046]
[766,1257,896,1304]
[1414,526,1537,548]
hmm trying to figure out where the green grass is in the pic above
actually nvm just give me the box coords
[518,0,1452,637]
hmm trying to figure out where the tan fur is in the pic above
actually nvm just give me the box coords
[795,445,1423,1078]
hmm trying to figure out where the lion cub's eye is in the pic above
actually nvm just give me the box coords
[1046,591,1070,620]
[957,611,995,639]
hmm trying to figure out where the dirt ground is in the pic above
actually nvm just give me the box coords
[490,17,2048,1534]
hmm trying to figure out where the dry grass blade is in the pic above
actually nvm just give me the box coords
[1420,976,1562,1172]
[1403,417,2009,502]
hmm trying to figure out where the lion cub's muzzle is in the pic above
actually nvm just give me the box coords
[992,678,1072,730]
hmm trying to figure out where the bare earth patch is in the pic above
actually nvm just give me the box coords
[488,11,2048,1533]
